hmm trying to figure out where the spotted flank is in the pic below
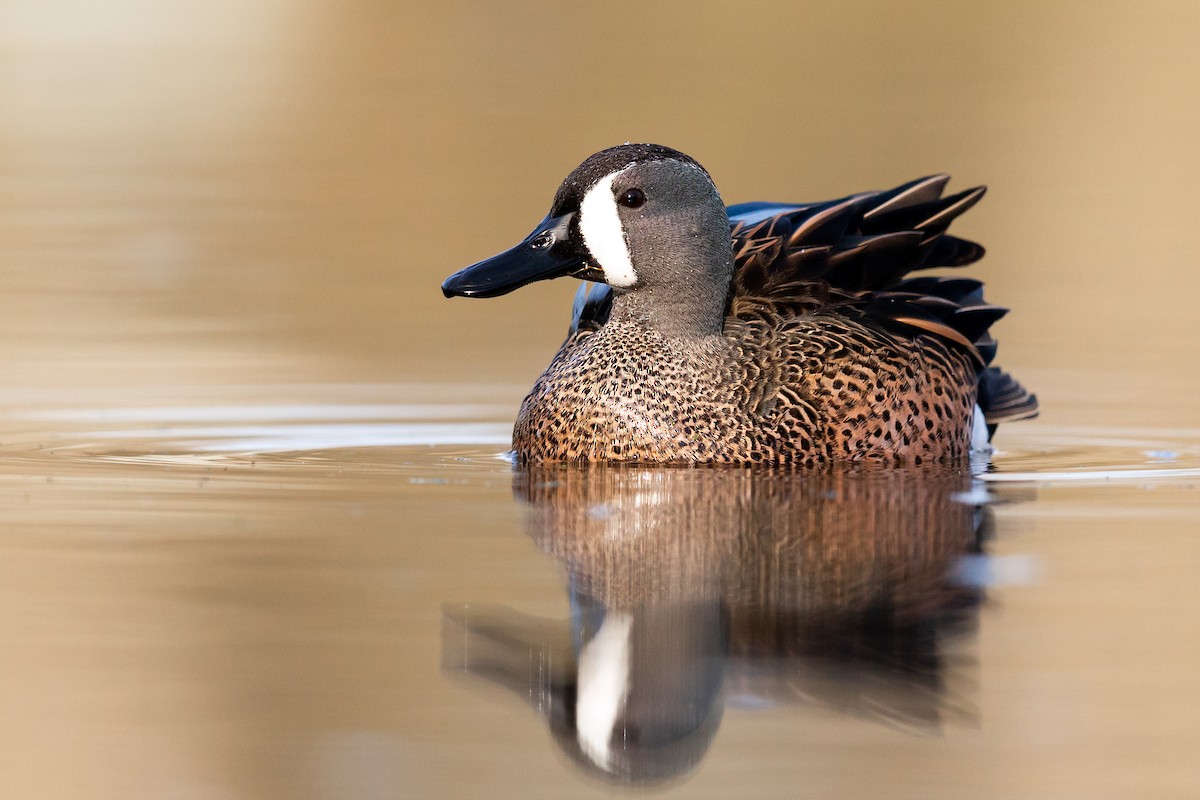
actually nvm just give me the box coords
[443,143,1038,465]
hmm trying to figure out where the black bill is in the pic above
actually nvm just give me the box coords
[442,212,594,298]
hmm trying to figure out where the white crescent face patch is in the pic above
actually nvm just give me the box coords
[578,167,638,289]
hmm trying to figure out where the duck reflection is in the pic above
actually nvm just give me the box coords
[443,465,1008,786]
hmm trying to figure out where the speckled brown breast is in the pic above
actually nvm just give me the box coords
[512,310,976,465]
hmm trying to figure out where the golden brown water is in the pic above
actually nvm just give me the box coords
[2,2,1199,798]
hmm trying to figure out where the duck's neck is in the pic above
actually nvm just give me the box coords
[607,280,729,341]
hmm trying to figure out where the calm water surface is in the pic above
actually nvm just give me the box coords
[2,390,1198,798]
[3,3,1200,798]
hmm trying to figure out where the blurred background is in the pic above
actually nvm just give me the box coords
[3,2,1200,799]
[2,0,1199,419]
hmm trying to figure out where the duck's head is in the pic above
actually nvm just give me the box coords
[442,144,732,302]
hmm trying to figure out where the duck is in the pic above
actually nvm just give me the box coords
[441,143,1037,465]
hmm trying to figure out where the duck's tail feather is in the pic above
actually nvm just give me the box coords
[978,366,1039,426]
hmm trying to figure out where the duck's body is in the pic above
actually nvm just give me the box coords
[514,305,976,464]
[443,144,1037,465]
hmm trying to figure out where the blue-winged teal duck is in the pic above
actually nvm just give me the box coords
[442,143,1037,465]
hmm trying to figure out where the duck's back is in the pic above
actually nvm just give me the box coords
[513,175,1038,465]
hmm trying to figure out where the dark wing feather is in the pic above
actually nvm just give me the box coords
[861,174,951,221]
[568,281,613,334]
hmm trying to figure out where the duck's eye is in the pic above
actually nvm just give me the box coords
[617,188,646,209]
